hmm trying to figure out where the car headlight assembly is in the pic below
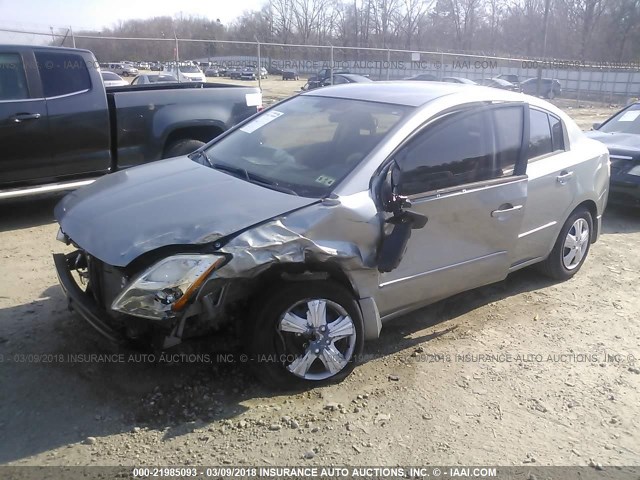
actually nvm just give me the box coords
[627,165,640,176]
[111,254,228,320]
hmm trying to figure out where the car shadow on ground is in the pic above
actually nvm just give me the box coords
[0,193,67,233]
[602,204,640,234]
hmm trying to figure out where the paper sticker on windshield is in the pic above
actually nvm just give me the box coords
[619,110,640,122]
[315,175,336,186]
[240,111,284,133]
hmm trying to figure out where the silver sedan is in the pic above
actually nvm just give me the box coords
[54,82,609,387]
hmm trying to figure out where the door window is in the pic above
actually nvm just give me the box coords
[35,51,91,97]
[395,106,523,196]
[0,53,29,100]
[528,109,565,159]
[528,109,553,159]
[549,114,565,151]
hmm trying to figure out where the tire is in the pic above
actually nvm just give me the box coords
[547,90,556,99]
[245,281,364,389]
[163,139,205,158]
[538,207,593,280]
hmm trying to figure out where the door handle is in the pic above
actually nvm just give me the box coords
[491,204,523,217]
[556,170,574,185]
[10,113,42,123]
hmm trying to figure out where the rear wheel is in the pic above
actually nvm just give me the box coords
[538,207,592,280]
[547,89,556,99]
[245,281,364,388]
[163,139,205,158]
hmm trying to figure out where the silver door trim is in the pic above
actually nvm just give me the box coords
[0,178,96,199]
[44,89,90,100]
[408,175,527,204]
[379,250,506,288]
[518,221,557,238]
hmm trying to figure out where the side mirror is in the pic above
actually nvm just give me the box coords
[376,162,428,273]
[592,122,601,130]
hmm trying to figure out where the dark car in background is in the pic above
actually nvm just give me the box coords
[227,68,242,80]
[241,67,268,81]
[304,68,350,90]
[304,73,372,90]
[205,66,220,77]
[404,73,438,81]
[478,77,520,92]
[521,78,562,99]
[496,74,521,87]
[586,102,640,207]
[442,76,478,85]
[282,70,299,80]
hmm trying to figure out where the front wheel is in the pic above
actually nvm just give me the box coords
[538,207,593,280]
[245,281,364,388]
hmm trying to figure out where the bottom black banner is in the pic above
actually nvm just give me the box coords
[0,465,639,480]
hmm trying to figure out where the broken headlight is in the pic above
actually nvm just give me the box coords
[111,254,228,320]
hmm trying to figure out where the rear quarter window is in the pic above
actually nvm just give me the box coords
[35,51,91,97]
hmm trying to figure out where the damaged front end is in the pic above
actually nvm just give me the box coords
[54,190,385,349]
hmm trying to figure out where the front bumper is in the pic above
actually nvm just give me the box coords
[53,253,127,344]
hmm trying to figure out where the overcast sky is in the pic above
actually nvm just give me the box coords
[0,0,265,43]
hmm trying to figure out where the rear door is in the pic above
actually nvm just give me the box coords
[34,49,111,178]
[511,107,576,265]
[376,104,528,316]
[0,49,50,186]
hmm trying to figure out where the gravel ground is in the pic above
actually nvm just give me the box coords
[0,103,639,468]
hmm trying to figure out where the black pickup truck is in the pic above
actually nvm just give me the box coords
[0,45,262,198]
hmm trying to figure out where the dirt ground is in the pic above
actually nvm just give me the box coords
[0,96,639,469]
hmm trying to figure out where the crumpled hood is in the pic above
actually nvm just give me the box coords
[55,157,317,267]
[585,131,640,157]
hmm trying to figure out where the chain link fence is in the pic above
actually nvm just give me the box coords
[5,27,640,104]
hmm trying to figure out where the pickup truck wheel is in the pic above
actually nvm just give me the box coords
[245,281,364,389]
[538,207,592,280]
[164,139,205,158]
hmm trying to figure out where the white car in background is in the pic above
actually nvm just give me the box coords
[163,64,206,82]
[100,71,128,87]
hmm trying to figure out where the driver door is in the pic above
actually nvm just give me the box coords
[375,104,528,316]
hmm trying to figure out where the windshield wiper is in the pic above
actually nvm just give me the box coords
[210,162,250,181]
[246,172,299,196]
[209,162,299,196]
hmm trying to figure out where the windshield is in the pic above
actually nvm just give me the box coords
[599,104,640,134]
[201,96,411,197]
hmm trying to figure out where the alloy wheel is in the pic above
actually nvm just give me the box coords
[562,218,590,270]
[277,299,357,381]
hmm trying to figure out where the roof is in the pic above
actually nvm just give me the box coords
[2,44,93,55]
[302,81,506,107]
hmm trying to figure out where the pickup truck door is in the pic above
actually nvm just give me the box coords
[33,49,111,179]
[0,49,50,186]
[375,104,528,317]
